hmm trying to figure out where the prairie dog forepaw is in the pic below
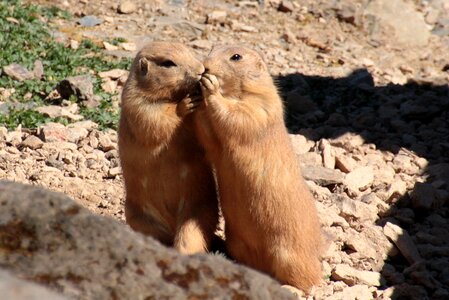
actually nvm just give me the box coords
[177,95,202,117]
[201,74,220,96]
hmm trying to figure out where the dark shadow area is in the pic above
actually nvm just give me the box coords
[276,69,449,299]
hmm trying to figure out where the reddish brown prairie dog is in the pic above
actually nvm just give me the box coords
[118,41,218,254]
[194,45,322,291]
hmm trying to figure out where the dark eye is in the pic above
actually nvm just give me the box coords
[158,60,177,68]
[230,54,242,61]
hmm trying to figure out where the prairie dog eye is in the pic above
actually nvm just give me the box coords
[158,60,177,68]
[230,54,242,61]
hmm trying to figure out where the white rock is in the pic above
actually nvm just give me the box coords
[331,264,383,286]
[383,222,422,264]
[345,166,374,191]
[337,196,378,222]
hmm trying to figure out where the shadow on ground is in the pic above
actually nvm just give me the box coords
[276,69,449,299]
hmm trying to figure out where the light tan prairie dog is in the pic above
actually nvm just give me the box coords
[194,45,322,291]
[118,41,218,254]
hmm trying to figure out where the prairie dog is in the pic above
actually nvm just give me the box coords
[118,42,218,254]
[195,45,322,291]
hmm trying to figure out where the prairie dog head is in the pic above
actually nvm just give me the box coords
[203,45,274,98]
[127,42,205,102]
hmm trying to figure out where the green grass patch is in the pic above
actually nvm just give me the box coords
[0,0,132,130]
[0,108,69,129]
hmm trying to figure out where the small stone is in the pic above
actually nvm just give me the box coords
[231,22,258,33]
[103,41,119,51]
[118,1,137,14]
[392,154,418,174]
[298,152,322,166]
[88,133,99,149]
[98,69,128,79]
[382,180,407,203]
[33,60,44,79]
[70,40,79,50]
[120,42,137,51]
[278,0,294,13]
[433,288,449,300]
[35,105,83,121]
[40,123,87,143]
[46,158,65,171]
[337,196,378,222]
[425,10,439,25]
[206,11,227,25]
[6,131,23,146]
[389,283,428,300]
[188,40,213,51]
[330,133,365,152]
[373,165,395,186]
[107,167,122,178]
[98,134,116,151]
[316,202,348,228]
[56,75,94,105]
[345,166,374,191]
[290,134,313,155]
[3,63,34,81]
[363,225,398,259]
[6,17,20,24]
[383,222,422,264]
[69,120,98,130]
[281,31,295,43]
[409,269,439,289]
[0,127,7,140]
[21,135,43,150]
[301,165,345,186]
[341,285,373,300]
[101,78,118,94]
[77,15,103,27]
[319,139,335,169]
[411,182,441,210]
[0,88,15,101]
[331,264,383,286]
[344,232,378,259]
[382,264,405,285]
[337,5,359,25]
[335,154,357,173]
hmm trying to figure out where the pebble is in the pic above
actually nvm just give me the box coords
[331,264,384,286]
[301,165,345,185]
[118,1,137,14]
[278,1,294,13]
[77,16,103,27]
[345,166,374,191]
[383,222,422,264]
[21,135,44,150]
[206,11,227,25]
[3,63,34,81]
[411,182,440,210]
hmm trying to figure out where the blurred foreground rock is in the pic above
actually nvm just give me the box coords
[0,181,294,300]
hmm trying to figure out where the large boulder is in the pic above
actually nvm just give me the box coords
[0,181,294,300]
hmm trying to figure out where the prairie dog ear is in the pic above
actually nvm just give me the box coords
[139,57,150,75]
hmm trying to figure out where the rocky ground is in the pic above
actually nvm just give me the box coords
[1,0,449,299]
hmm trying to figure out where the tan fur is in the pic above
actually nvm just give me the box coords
[195,45,322,291]
[118,42,218,254]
